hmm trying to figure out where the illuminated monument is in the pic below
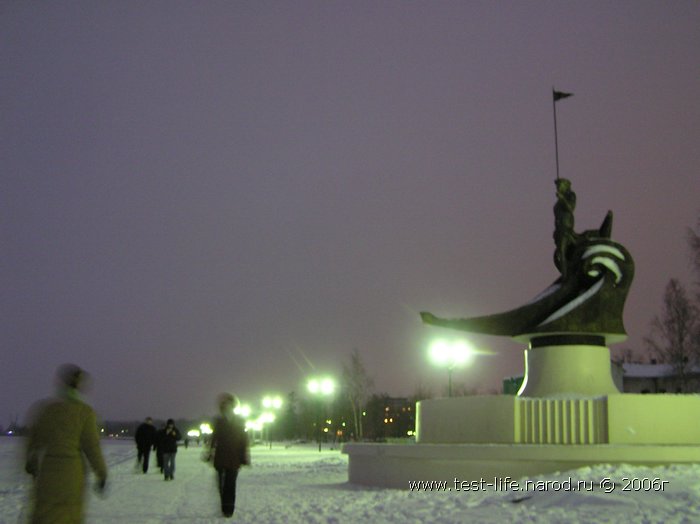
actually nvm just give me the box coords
[343,178,700,488]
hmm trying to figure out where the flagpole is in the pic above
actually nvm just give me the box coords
[552,88,573,181]
[552,87,560,180]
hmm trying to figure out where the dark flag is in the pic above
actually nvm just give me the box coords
[553,90,573,102]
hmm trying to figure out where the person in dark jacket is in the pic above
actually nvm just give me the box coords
[208,393,250,518]
[134,417,157,473]
[154,425,166,472]
[161,419,181,480]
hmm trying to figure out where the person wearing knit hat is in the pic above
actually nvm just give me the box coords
[25,364,108,523]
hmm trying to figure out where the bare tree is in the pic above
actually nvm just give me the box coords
[341,348,373,440]
[687,215,700,352]
[644,278,699,392]
[688,214,700,299]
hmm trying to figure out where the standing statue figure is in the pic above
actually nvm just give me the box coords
[553,178,577,278]
[553,178,614,280]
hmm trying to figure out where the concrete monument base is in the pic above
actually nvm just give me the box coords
[344,441,700,489]
[343,344,700,488]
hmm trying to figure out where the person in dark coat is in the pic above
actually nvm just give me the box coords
[25,364,108,524]
[208,393,250,518]
[134,417,157,473]
[154,425,166,472]
[161,419,181,480]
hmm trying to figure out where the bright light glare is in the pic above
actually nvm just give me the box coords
[234,404,251,418]
[429,339,475,368]
[245,420,262,432]
[262,395,283,409]
[307,377,335,396]
[199,423,213,435]
[259,412,276,424]
[187,429,201,438]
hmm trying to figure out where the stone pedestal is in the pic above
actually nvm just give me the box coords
[343,341,700,488]
[517,343,620,397]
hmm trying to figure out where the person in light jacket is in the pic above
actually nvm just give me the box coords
[25,364,108,524]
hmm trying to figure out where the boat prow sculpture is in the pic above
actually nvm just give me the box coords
[420,178,634,345]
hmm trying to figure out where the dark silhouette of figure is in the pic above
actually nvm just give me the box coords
[154,425,166,472]
[553,178,615,279]
[161,419,181,480]
[134,417,157,473]
[25,364,108,523]
[207,393,250,518]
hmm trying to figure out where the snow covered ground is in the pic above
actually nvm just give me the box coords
[2,436,700,523]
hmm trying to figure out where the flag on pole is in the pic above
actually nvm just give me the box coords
[553,90,573,102]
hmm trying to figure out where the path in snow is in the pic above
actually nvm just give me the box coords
[3,438,700,523]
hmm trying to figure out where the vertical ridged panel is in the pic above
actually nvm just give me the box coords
[516,398,608,444]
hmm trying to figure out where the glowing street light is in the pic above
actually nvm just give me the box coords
[429,339,475,397]
[259,412,276,424]
[307,377,335,396]
[234,403,251,418]
[307,376,336,451]
[245,419,262,433]
[261,395,283,448]
[262,395,284,410]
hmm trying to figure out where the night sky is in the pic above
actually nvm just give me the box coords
[3,2,699,423]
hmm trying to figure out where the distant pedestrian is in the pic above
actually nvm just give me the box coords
[25,364,108,523]
[161,419,181,480]
[134,417,157,473]
[207,393,250,518]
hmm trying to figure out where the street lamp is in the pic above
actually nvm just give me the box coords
[429,339,475,397]
[262,395,283,410]
[307,377,335,396]
[234,403,251,418]
[307,376,336,451]
[261,395,283,448]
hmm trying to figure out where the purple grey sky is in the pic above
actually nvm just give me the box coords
[3,2,699,422]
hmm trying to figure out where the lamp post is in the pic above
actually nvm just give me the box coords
[258,412,276,449]
[261,395,283,449]
[307,377,335,452]
[429,339,474,397]
[199,423,213,446]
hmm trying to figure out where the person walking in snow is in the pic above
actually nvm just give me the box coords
[25,364,108,523]
[207,393,250,518]
[161,419,181,480]
[134,416,157,473]
[154,423,167,472]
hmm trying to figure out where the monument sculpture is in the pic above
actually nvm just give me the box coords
[421,178,631,345]
[343,177,700,488]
